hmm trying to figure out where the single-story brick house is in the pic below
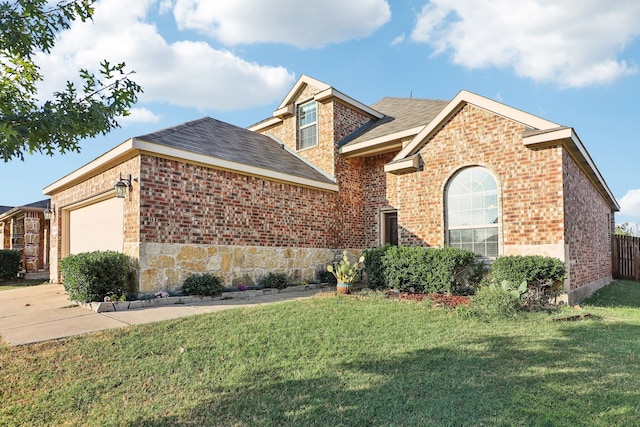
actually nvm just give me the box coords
[0,199,51,273]
[44,75,619,303]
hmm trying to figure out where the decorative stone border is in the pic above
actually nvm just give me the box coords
[76,283,330,313]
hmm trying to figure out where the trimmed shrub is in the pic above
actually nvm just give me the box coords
[317,269,337,286]
[60,251,132,303]
[260,272,288,289]
[490,255,567,306]
[470,285,522,318]
[0,250,21,280]
[363,245,392,290]
[382,246,480,294]
[182,273,223,297]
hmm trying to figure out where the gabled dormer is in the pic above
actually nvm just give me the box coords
[249,75,383,177]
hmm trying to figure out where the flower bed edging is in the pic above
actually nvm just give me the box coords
[76,283,330,313]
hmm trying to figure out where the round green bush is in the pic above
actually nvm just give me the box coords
[182,273,223,297]
[60,250,132,303]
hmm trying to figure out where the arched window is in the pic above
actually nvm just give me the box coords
[446,167,499,258]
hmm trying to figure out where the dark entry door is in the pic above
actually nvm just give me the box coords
[384,212,398,246]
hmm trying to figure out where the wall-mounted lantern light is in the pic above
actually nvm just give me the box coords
[114,173,137,198]
[43,205,54,220]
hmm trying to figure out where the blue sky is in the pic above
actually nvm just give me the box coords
[2,0,640,227]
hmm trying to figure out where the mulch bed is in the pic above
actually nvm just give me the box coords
[384,290,470,309]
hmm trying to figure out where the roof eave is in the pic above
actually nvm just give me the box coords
[391,90,560,162]
[523,127,620,211]
[43,139,138,196]
[340,126,424,158]
[383,154,420,174]
[132,140,339,192]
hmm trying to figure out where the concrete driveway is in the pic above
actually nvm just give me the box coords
[0,284,327,346]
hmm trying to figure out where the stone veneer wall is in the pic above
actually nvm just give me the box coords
[135,154,342,292]
[562,149,613,299]
[138,243,340,293]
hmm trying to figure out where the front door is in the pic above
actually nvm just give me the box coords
[383,211,398,246]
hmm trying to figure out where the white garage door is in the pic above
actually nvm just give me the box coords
[69,197,124,254]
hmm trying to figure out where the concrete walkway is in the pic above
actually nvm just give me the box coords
[0,284,328,346]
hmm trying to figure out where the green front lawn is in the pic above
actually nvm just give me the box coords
[1,281,639,426]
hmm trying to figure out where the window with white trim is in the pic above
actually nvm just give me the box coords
[298,101,317,150]
[446,167,499,258]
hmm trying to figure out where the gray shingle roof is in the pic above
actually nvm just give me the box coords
[135,117,334,185]
[341,97,448,146]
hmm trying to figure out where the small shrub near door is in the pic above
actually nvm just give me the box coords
[182,273,224,297]
[363,245,392,290]
[0,249,21,280]
[260,272,288,290]
[382,246,480,294]
[60,251,132,303]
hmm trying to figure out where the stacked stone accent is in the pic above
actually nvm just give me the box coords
[138,243,338,293]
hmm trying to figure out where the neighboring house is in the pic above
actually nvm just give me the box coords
[44,75,619,303]
[0,199,52,273]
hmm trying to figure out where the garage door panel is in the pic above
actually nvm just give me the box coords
[69,197,124,254]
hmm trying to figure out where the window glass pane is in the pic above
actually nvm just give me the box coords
[446,166,499,257]
[299,102,316,126]
[298,101,317,149]
[299,125,316,149]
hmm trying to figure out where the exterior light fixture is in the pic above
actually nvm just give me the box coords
[43,205,54,220]
[115,173,137,198]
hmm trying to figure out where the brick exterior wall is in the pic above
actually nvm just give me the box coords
[138,155,338,248]
[381,104,564,251]
[364,152,397,247]
[562,150,613,291]
[48,157,141,283]
[256,88,374,250]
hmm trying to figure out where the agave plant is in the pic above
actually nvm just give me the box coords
[327,250,365,284]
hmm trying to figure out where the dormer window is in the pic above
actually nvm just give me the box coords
[298,100,317,150]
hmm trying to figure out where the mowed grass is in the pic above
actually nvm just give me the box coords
[1,282,639,426]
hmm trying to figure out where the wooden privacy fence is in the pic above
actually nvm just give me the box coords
[612,234,640,282]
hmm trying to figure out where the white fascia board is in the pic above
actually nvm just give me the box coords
[393,90,560,162]
[247,117,283,132]
[523,127,573,146]
[43,139,136,195]
[276,75,331,110]
[383,154,420,174]
[133,139,339,192]
[340,126,424,156]
[524,128,619,210]
[314,88,384,119]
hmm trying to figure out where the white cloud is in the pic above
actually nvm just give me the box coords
[34,0,295,112]
[620,189,640,218]
[172,0,391,48]
[120,107,162,125]
[391,33,406,46]
[411,0,640,87]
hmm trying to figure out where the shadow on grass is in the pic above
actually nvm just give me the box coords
[133,320,640,426]
[583,280,640,308]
